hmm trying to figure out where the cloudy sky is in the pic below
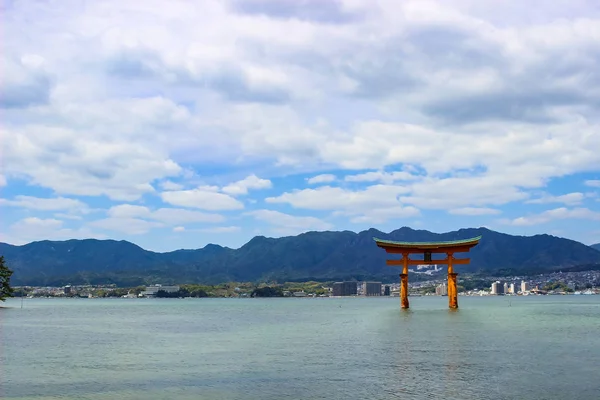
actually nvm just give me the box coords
[1,0,600,251]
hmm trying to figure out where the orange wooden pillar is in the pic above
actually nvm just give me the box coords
[447,252,458,309]
[400,273,409,309]
[400,253,409,309]
[448,273,458,309]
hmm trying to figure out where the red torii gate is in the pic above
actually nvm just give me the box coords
[374,236,482,309]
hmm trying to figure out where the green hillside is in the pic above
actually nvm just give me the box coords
[2,227,600,286]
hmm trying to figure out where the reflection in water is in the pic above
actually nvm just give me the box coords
[444,309,462,399]
[395,309,413,398]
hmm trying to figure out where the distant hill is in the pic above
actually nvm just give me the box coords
[591,243,600,251]
[2,227,600,286]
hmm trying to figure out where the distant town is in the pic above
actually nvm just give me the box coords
[13,269,600,299]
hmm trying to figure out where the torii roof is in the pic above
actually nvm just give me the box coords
[373,236,482,250]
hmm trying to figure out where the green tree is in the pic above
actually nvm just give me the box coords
[0,256,14,301]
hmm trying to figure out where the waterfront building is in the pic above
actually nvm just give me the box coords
[521,281,530,292]
[384,285,391,296]
[141,284,180,297]
[503,282,509,294]
[435,282,448,296]
[332,282,357,296]
[363,282,382,296]
[510,283,517,294]
[491,281,504,295]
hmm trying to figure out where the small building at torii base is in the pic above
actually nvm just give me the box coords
[374,236,482,309]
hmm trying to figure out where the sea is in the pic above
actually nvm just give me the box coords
[1,296,599,400]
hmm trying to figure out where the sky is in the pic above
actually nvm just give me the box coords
[1,0,600,251]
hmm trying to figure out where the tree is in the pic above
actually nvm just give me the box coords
[0,256,14,301]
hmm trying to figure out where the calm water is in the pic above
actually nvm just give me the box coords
[2,296,599,400]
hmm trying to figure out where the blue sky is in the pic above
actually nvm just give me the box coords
[1,0,600,251]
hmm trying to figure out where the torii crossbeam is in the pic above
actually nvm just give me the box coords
[374,236,482,309]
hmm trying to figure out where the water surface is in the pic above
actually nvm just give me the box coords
[2,296,599,399]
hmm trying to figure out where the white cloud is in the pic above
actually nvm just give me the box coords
[106,204,224,225]
[107,204,151,219]
[3,0,600,246]
[151,208,224,224]
[97,204,226,235]
[3,116,183,201]
[247,209,332,234]
[13,217,63,230]
[197,185,221,192]
[160,180,184,190]
[344,171,417,184]
[1,54,52,109]
[585,180,600,188]
[219,109,600,213]
[7,217,105,244]
[449,207,502,216]
[267,185,419,223]
[221,174,272,195]
[161,188,244,210]
[0,195,88,211]
[346,207,420,224]
[268,185,405,210]
[173,225,240,233]
[525,192,585,205]
[54,213,83,220]
[199,226,241,233]
[306,174,336,184]
[502,207,600,226]
[90,217,163,235]
[269,167,581,223]
[399,174,531,210]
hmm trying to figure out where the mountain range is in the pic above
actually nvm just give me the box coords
[2,227,600,286]
[592,243,600,251]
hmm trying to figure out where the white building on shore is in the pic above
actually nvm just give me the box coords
[435,282,448,296]
[491,281,504,295]
[140,284,180,297]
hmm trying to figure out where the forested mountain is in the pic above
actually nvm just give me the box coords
[591,243,600,251]
[2,227,600,286]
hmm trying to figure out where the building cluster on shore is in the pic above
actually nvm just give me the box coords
[12,269,600,299]
[487,279,597,296]
[15,284,182,299]
[22,284,121,298]
[331,281,387,296]
[490,281,526,295]
[412,270,600,297]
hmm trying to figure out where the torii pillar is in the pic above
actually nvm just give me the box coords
[448,253,458,309]
[400,252,409,309]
